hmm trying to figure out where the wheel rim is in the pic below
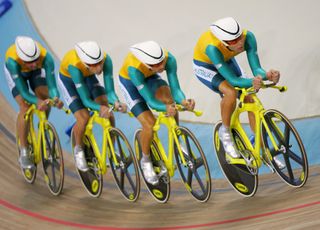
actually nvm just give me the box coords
[213,121,258,197]
[262,110,308,187]
[16,128,37,184]
[109,129,140,202]
[174,127,211,202]
[134,129,170,203]
[71,130,103,198]
[41,123,64,195]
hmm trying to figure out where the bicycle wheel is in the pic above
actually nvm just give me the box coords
[108,128,140,202]
[174,126,211,202]
[16,126,37,184]
[261,109,308,187]
[134,129,170,203]
[213,121,258,197]
[41,122,64,196]
[71,129,103,197]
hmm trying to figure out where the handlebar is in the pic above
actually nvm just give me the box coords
[46,99,70,114]
[175,104,203,117]
[234,81,287,96]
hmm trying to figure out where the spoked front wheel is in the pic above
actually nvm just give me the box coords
[174,126,211,202]
[108,128,140,202]
[134,129,170,203]
[41,122,64,196]
[71,129,103,197]
[262,109,308,187]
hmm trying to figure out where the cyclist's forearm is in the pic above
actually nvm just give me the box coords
[15,77,38,104]
[69,66,101,111]
[128,67,166,111]
[76,85,101,111]
[206,46,253,88]
[103,55,119,104]
[166,54,186,104]
[43,54,60,98]
[245,31,267,80]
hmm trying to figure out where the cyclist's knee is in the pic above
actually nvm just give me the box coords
[17,100,30,114]
[142,118,156,131]
[75,111,90,127]
[225,87,237,98]
[244,95,254,103]
[34,86,49,100]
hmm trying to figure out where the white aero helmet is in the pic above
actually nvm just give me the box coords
[210,17,242,42]
[15,36,40,62]
[130,41,165,65]
[75,41,103,65]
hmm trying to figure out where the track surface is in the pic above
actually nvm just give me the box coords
[1,94,319,230]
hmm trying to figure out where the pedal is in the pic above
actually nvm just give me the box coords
[261,156,275,173]
[261,150,275,173]
[239,150,258,176]
[159,175,169,184]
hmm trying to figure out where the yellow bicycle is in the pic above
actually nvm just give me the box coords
[213,83,308,197]
[134,105,211,203]
[71,109,140,201]
[16,100,70,195]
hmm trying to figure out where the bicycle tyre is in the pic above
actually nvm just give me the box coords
[108,128,140,202]
[41,122,64,196]
[261,109,308,187]
[134,129,170,203]
[174,126,211,202]
[71,128,103,197]
[213,121,258,197]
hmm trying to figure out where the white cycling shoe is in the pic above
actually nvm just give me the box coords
[218,125,240,158]
[74,146,89,172]
[141,159,159,185]
[19,148,34,169]
[273,156,286,170]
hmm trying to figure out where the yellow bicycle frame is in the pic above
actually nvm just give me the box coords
[24,104,51,164]
[24,102,70,165]
[149,107,203,178]
[83,111,120,175]
[228,85,287,168]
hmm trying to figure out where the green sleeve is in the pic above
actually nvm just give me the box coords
[42,53,60,98]
[68,65,100,111]
[6,58,38,104]
[165,52,186,104]
[103,55,119,105]
[128,66,166,111]
[245,31,267,80]
[205,45,253,88]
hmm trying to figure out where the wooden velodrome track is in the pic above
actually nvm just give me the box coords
[0,93,319,230]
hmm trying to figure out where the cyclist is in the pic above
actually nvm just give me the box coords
[4,36,63,170]
[118,41,195,185]
[58,41,127,172]
[193,17,284,168]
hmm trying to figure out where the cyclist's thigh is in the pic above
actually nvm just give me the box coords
[118,76,149,117]
[85,75,106,101]
[218,80,238,99]
[58,73,85,114]
[29,68,48,99]
[15,95,30,112]
[193,60,225,96]
[74,108,90,123]
[144,74,172,104]
[227,58,243,77]
[4,65,28,98]
[136,110,156,128]
[34,85,49,100]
